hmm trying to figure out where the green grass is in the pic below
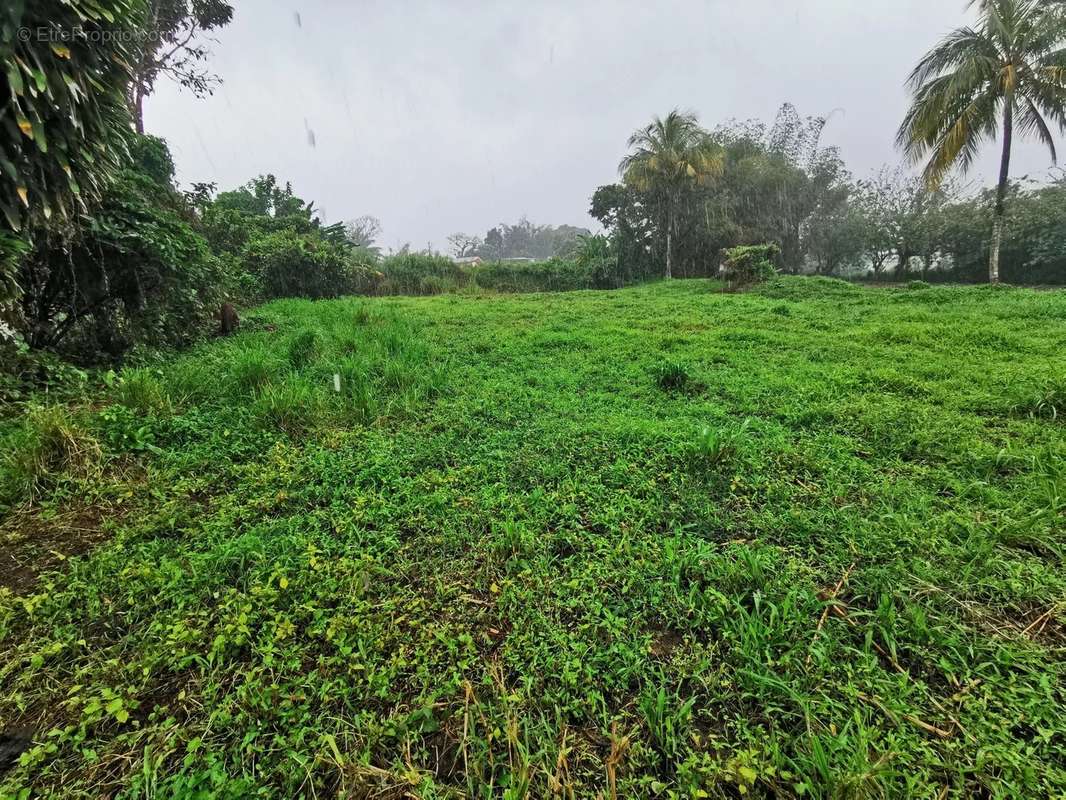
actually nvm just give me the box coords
[1,277,1064,798]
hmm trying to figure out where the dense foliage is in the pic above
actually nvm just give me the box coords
[593,105,854,281]
[14,136,222,361]
[447,220,592,262]
[897,0,1066,282]
[1,280,1063,797]
[1,0,144,311]
[127,0,234,133]
[0,0,140,234]
[721,244,779,288]
[590,101,1066,286]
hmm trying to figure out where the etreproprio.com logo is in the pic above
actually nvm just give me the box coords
[17,26,162,44]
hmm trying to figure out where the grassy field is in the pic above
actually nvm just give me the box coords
[0,277,1064,799]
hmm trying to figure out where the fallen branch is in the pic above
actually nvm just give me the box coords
[807,561,856,667]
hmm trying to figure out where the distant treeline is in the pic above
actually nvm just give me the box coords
[592,104,1066,285]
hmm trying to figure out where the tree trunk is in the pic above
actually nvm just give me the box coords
[664,206,673,280]
[132,83,146,134]
[897,249,912,279]
[989,100,1014,285]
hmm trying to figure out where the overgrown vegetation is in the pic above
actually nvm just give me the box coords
[1,2,1065,794]
[1,279,1063,797]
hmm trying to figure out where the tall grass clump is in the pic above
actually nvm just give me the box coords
[335,358,378,424]
[252,378,322,435]
[376,253,467,295]
[287,330,320,369]
[692,419,751,468]
[230,347,277,396]
[653,360,693,392]
[0,405,101,506]
[114,368,172,416]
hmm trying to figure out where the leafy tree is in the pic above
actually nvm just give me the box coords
[1,0,140,240]
[447,232,481,258]
[854,167,960,277]
[214,175,312,220]
[589,183,655,279]
[940,176,1066,283]
[128,0,234,133]
[803,191,867,276]
[898,0,1066,283]
[475,219,590,261]
[619,110,723,278]
[345,215,382,253]
[15,137,223,357]
[482,228,504,260]
[243,230,361,301]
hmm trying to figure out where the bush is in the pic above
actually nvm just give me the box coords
[15,164,225,361]
[473,259,595,293]
[375,254,467,295]
[243,230,362,300]
[722,244,780,288]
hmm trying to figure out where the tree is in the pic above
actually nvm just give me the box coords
[447,233,481,258]
[619,110,723,279]
[897,0,1066,283]
[2,0,140,237]
[16,136,224,357]
[345,216,382,251]
[214,175,312,220]
[128,0,234,133]
[590,183,656,280]
[803,192,867,276]
[855,167,960,278]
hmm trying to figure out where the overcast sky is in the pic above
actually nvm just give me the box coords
[148,0,1063,252]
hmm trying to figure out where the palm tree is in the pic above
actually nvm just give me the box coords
[897,0,1066,283]
[620,110,723,279]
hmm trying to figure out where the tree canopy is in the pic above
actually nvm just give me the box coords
[898,0,1066,281]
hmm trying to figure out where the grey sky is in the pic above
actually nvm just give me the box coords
[149,0,1063,252]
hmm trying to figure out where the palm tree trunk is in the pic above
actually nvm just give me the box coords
[665,206,673,280]
[134,85,145,135]
[989,101,1014,285]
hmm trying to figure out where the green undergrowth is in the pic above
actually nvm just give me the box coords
[0,277,1063,798]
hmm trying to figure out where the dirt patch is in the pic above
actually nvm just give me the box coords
[649,628,685,659]
[0,504,116,595]
[0,729,34,776]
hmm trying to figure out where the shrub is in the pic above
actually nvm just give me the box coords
[376,254,467,295]
[722,244,780,288]
[14,141,225,362]
[243,230,360,300]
